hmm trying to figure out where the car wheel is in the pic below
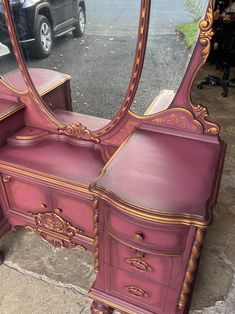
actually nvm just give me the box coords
[32,15,52,59]
[73,4,85,37]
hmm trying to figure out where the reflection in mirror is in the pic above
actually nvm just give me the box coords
[132,0,209,115]
[8,0,140,123]
[0,0,25,92]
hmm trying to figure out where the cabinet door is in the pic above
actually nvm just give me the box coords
[2,174,52,214]
[51,190,93,236]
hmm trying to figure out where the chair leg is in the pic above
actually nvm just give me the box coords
[221,66,230,97]
[0,250,4,265]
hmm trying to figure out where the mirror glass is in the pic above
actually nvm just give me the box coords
[8,0,140,124]
[0,0,25,92]
[132,0,209,115]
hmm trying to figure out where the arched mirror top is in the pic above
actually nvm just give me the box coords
[0,0,220,143]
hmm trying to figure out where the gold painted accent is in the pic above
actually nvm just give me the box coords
[191,103,220,135]
[199,0,214,61]
[132,232,144,242]
[126,258,152,272]
[0,103,25,122]
[93,198,99,273]
[178,228,207,310]
[2,174,11,183]
[125,285,150,299]
[30,211,85,249]
[15,131,49,140]
[58,123,100,143]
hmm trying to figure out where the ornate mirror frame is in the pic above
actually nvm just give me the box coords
[1,0,219,147]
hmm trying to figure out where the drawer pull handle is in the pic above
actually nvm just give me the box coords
[126,258,152,272]
[125,285,149,299]
[133,232,144,242]
[2,175,11,183]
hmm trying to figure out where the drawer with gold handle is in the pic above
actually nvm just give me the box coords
[108,267,168,311]
[125,285,150,299]
[107,235,181,288]
[126,258,152,272]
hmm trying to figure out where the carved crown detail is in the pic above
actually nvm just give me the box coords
[58,123,100,143]
[199,0,214,61]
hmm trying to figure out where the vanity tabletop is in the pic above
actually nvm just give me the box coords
[0,136,104,189]
[92,128,226,224]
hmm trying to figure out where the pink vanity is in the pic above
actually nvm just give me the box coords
[0,0,227,313]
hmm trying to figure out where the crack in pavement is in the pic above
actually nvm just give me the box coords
[192,250,235,314]
[3,260,88,296]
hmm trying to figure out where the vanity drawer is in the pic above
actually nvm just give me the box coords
[106,266,168,313]
[2,174,52,214]
[51,190,93,236]
[106,235,181,288]
[106,208,189,254]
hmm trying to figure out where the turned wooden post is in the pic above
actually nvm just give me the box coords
[91,300,113,314]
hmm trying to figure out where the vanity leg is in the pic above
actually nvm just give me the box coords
[91,300,113,314]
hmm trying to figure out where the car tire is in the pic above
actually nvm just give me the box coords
[32,15,52,59]
[73,4,85,38]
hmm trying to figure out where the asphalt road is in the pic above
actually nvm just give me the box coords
[0,0,206,119]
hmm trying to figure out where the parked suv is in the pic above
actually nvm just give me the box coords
[0,0,86,58]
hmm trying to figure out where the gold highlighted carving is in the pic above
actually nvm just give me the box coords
[30,211,85,249]
[58,123,100,143]
[191,103,220,135]
[125,286,150,299]
[151,108,203,133]
[199,0,214,61]
[178,228,207,310]
[132,232,144,242]
[93,198,99,273]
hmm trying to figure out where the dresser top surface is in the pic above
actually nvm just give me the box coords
[93,128,225,223]
[0,139,104,188]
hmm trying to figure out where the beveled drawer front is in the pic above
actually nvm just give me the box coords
[2,174,52,214]
[51,190,93,236]
[106,235,181,287]
[107,208,189,254]
[107,266,168,313]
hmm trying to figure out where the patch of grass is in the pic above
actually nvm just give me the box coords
[176,22,199,48]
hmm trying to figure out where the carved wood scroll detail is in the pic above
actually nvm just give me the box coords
[199,0,214,61]
[151,108,203,133]
[58,123,100,143]
[30,212,85,250]
[178,228,206,310]
[191,104,220,135]
[93,198,99,273]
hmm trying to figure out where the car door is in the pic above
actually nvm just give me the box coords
[50,0,74,29]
